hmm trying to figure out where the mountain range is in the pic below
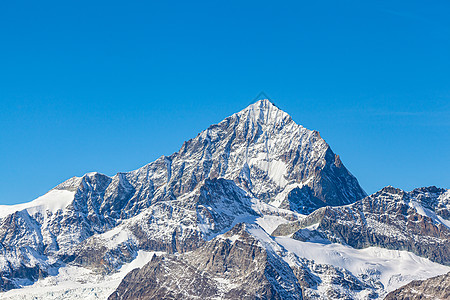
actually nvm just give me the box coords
[0,99,448,299]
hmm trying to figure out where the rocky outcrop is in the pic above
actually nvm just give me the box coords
[272,206,327,236]
[384,271,450,300]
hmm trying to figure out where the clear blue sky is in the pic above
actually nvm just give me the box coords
[1,1,449,205]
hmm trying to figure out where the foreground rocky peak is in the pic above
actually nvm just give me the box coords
[108,223,304,300]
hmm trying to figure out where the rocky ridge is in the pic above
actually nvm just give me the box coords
[273,186,450,265]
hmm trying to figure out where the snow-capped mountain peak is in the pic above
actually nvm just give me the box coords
[233,99,292,127]
[0,98,368,295]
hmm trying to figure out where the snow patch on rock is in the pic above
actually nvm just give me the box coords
[0,190,75,218]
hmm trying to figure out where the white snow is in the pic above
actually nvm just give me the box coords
[244,99,290,127]
[0,190,75,218]
[255,215,290,235]
[271,183,302,207]
[275,236,450,293]
[270,177,314,208]
[241,225,450,297]
[249,156,288,187]
[1,250,162,300]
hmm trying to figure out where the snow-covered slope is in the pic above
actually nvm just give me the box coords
[1,251,162,300]
[275,237,450,294]
[0,190,75,219]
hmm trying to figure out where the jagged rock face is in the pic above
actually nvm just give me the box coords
[384,271,450,300]
[274,186,450,265]
[108,223,303,300]
[0,100,366,291]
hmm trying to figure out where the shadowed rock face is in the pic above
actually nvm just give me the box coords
[274,186,450,265]
[384,272,450,300]
[279,147,366,214]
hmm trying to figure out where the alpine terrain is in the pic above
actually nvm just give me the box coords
[0,99,449,299]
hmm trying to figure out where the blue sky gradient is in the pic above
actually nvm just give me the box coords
[1,1,449,204]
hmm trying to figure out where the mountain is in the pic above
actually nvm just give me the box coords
[0,99,448,299]
[0,99,366,291]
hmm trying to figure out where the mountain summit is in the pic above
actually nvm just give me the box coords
[176,98,367,212]
[234,99,290,126]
